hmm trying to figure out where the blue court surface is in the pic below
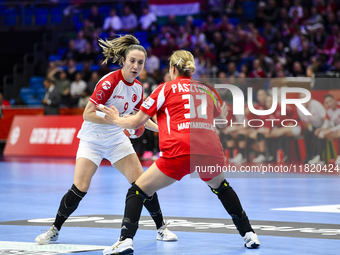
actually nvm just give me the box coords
[0,158,340,255]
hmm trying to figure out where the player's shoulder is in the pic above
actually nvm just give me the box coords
[96,70,120,88]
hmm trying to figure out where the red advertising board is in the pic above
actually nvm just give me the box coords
[4,115,83,157]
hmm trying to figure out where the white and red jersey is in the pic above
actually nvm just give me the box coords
[297,99,326,128]
[326,102,340,127]
[77,69,143,144]
[140,76,224,158]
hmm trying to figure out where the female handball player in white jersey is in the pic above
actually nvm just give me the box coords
[100,50,260,254]
[35,35,177,245]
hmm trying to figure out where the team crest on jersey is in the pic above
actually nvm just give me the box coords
[102,81,111,90]
[96,90,105,100]
[142,97,155,109]
[132,94,137,103]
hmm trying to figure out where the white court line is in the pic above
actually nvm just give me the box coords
[271,204,340,213]
[0,241,109,254]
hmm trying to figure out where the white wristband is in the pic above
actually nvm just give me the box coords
[97,104,105,110]
[95,110,106,118]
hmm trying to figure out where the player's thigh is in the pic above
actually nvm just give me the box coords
[113,153,144,184]
[73,157,98,192]
[135,162,177,196]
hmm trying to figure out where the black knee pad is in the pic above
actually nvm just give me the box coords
[127,184,151,203]
[257,132,265,141]
[210,180,232,198]
[59,184,86,218]
[237,134,246,141]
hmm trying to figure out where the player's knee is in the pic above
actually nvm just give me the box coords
[257,132,265,141]
[127,184,151,203]
[237,134,246,141]
[59,184,86,217]
[210,180,232,198]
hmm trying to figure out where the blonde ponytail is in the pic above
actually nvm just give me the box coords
[169,50,196,76]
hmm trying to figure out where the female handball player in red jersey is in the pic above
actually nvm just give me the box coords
[100,50,260,254]
[35,35,177,245]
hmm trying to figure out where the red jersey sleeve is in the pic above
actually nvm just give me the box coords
[89,78,114,105]
[140,83,165,117]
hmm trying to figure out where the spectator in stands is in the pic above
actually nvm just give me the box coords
[79,42,97,63]
[320,24,340,65]
[86,71,99,93]
[312,24,327,50]
[295,40,315,69]
[217,14,231,33]
[328,55,340,73]
[292,61,306,76]
[289,0,303,18]
[55,71,71,104]
[177,26,192,50]
[88,5,103,29]
[274,61,292,77]
[325,11,337,33]
[158,26,171,46]
[277,7,291,27]
[42,77,61,115]
[46,61,62,80]
[139,7,157,31]
[74,30,87,52]
[162,37,180,62]
[91,29,101,53]
[227,62,239,78]
[263,22,279,50]
[307,6,323,26]
[249,59,266,78]
[264,0,280,24]
[121,5,138,33]
[166,14,180,37]
[201,14,217,42]
[298,94,327,164]
[144,47,160,75]
[81,61,93,82]
[82,19,95,42]
[289,26,305,52]
[190,26,206,48]
[66,59,77,81]
[255,1,267,27]
[69,72,87,107]
[63,39,80,64]
[103,8,122,32]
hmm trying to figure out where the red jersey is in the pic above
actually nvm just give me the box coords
[140,76,223,158]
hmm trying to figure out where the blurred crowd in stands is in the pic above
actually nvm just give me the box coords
[2,0,340,163]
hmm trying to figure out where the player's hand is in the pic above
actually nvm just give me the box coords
[96,104,119,124]
[220,101,228,120]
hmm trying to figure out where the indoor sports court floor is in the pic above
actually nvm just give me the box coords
[0,157,339,255]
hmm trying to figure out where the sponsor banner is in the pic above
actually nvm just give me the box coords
[149,0,200,16]
[4,116,83,157]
